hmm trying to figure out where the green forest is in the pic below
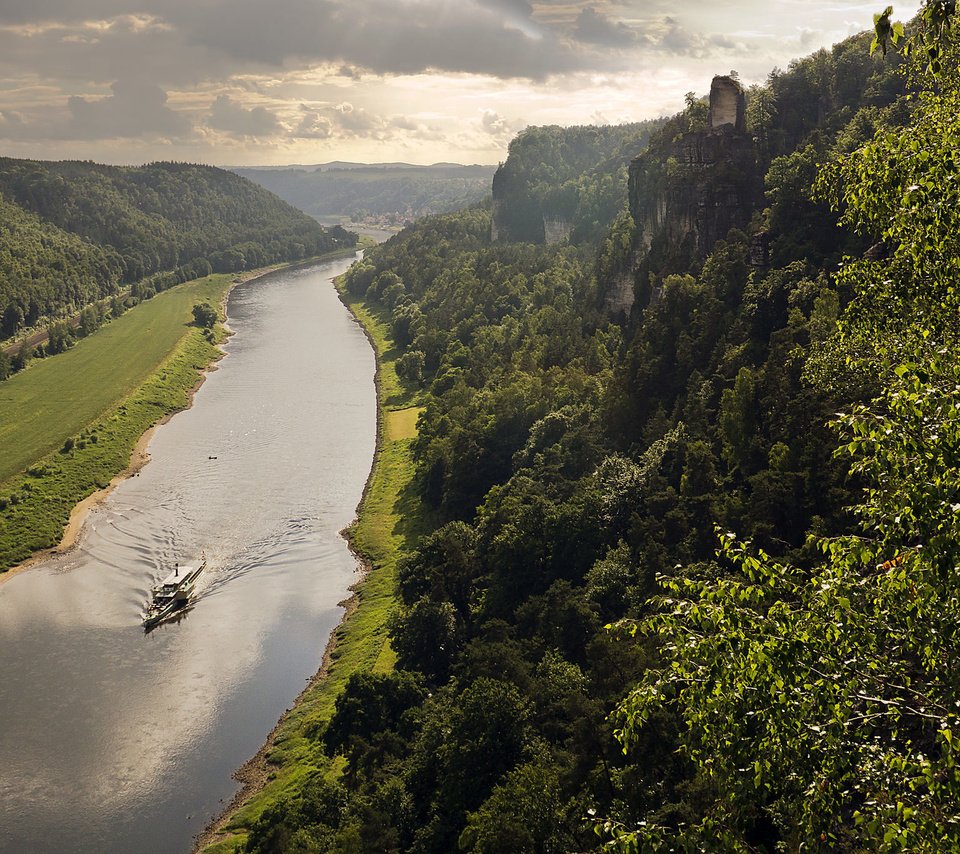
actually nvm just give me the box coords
[237,6,960,853]
[0,159,356,343]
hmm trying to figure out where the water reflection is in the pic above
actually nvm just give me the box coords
[0,256,376,853]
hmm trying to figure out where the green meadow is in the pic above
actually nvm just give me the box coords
[0,274,232,484]
[0,274,233,571]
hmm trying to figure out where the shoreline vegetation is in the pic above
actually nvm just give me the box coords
[0,248,359,580]
[197,274,426,853]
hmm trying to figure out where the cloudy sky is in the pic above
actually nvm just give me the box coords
[0,0,920,166]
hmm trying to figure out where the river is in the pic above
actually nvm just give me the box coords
[0,255,377,853]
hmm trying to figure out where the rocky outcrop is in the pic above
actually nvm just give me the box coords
[543,217,572,245]
[627,75,762,273]
[604,264,637,319]
[490,198,502,242]
[708,75,746,130]
[749,231,771,268]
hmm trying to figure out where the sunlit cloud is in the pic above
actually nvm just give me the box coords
[0,0,925,164]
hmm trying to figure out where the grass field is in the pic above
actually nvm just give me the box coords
[0,274,232,484]
[201,284,429,853]
[0,275,236,571]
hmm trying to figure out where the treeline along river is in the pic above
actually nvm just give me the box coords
[0,256,377,853]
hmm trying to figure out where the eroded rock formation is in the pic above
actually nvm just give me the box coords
[627,74,762,273]
[708,75,746,130]
[543,217,572,245]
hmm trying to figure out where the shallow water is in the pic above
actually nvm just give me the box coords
[0,256,377,853]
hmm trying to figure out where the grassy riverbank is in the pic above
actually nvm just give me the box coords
[0,251,359,575]
[0,274,233,572]
[199,285,426,853]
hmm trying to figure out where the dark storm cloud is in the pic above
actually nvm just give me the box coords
[0,15,228,88]
[176,0,586,79]
[0,0,592,82]
[475,0,534,17]
[573,7,637,47]
[0,0,141,24]
[208,94,280,137]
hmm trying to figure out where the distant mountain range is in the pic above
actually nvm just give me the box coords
[233,161,494,172]
[233,162,497,226]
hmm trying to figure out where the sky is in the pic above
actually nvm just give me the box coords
[0,1,922,167]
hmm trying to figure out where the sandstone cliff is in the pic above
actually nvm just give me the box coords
[630,76,761,266]
[608,76,763,318]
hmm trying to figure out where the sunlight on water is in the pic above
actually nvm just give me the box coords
[0,256,376,854]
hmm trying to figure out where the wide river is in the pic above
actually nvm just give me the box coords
[0,255,377,853]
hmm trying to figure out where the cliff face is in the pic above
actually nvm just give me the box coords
[603,262,638,319]
[490,161,573,245]
[543,217,573,244]
[627,76,762,281]
[490,161,546,243]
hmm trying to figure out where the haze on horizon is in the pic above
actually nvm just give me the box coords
[0,0,921,167]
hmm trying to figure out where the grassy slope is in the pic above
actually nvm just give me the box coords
[0,275,230,483]
[202,290,427,853]
[0,274,233,570]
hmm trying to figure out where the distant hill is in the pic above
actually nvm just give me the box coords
[234,162,497,225]
[0,158,356,339]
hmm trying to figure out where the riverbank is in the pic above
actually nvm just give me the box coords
[0,251,357,579]
[197,279,427,853]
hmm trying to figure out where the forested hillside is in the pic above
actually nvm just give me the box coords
[235,163,496,226]
[237,6,960,852]
[490,120,665,244]
[0,195,121,339]
[0,159,356,341]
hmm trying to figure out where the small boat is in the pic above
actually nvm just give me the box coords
[142,559,206,629]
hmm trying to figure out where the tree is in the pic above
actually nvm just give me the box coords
[460,759,574,853]
[191,302,218,328]
[396,350,425,385]
[46,321,73,354]
[606,10,960,850]
[718,367,757,471]
[323,671,427,759]
[2,303,23,338]
[78,305,99,337]
[745,85,777,157]
[11,340,31,372]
